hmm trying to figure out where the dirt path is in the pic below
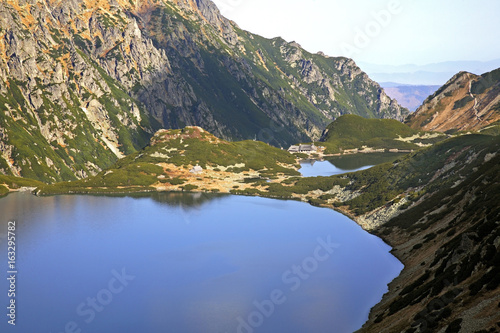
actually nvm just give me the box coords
[468,76,481,121]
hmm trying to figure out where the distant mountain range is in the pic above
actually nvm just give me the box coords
[381,83,441,111]
[359,59,500,85]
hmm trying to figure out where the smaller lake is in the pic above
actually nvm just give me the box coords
[299,152,408,177]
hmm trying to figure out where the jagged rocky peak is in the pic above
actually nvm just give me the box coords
[338,58,362,75]
[172,0,221,20]
[162,0,238,44]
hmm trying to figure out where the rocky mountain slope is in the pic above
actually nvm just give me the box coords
[0,0,407,183]
[357,134,500,333]
[406,69,500,132]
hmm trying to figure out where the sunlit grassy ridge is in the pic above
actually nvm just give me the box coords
[323,114,418,141]
[36,127,301,195]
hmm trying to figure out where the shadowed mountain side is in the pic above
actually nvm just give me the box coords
[357,134,500,333]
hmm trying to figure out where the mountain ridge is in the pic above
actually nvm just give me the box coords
[0,0,408,183]
[406,68,500,132]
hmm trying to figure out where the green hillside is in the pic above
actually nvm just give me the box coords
[319,114,443,153]
[0,175,45,197]
[323,114,417,141]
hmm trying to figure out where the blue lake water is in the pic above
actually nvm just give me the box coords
[299,160,372,177]
[299,153,408,177]
[0,192,402,333]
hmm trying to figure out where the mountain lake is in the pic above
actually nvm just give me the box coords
[0,186,403,333]
[299,152,407,177]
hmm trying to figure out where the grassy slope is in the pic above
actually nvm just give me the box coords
[0,185,8,196]
[320,114,436,153]
[323,114,417,141]
[0,175,45,197]
[342,134,499,214]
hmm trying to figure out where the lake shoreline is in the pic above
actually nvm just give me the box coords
[5,183,407,333]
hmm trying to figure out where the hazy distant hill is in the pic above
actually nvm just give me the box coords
[360,59,500,85]
[381,83,440,111]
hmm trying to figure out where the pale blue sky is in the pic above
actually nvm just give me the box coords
[211,0,500,66]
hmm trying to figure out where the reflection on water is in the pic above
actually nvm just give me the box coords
[300,152,409,177]
[326,152,408,170]
[149,191,229,208]
[0,192,402,333]
[299,159,372,177]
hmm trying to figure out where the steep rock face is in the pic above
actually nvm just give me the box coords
[0,0,156,182]
[406,69,500,132]
[132,0,408,143]
[0,0,407,182]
